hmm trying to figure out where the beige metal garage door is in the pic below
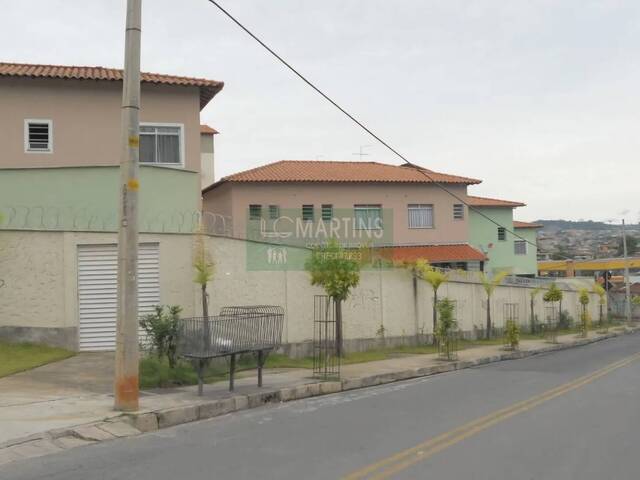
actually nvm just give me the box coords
[77,243,160,351]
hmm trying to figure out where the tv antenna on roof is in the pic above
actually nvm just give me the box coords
[353,145,372,160]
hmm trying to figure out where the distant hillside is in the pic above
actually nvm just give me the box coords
[534,220,639,231]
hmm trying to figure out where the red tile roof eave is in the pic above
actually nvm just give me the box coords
[513,221,543,229]
[467,195,526,208]
[202,177,478,194]
[375,244,487,263]
[200,124,219,135]
[0,62,224,110]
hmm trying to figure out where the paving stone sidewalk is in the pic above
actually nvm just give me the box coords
[0,327,633,467]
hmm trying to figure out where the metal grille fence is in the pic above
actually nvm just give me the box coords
[313,296,340,379]
[179,305,284,394]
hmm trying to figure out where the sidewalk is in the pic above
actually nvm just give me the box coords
[0,327,634,466]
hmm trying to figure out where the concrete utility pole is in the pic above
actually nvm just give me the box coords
[622,220,632,324]
[115,0,142,412]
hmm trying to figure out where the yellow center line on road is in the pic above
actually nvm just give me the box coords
[343,351,640,480]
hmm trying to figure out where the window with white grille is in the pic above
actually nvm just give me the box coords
[268,205,280,219]
[354,205,383,230]
[453,204,464,220]
[249,204,262,220]
[408,204,433,229]
[498,227,507,241]
[514,240,527,255]
[140,124,183,165]
[24,119,52,153]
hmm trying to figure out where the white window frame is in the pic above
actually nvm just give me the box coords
[514,240,527,255]
[408,204,434,229]
[354,204,383,230]
[139,122,185,168]
[24,119,53,154]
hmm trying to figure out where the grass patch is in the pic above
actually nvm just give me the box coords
[140,345,439,388]
[0,342,74,378]
[140,353,310,389]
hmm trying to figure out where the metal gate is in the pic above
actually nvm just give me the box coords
[77,243,160,351]
[313,295,340,379]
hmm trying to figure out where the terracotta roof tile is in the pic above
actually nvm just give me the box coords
[375,244,487,263]
[206,160,481,191]
[513,220,543,229]
[467,195,525,208]
[200,124,219,135]
[0,62,223,109]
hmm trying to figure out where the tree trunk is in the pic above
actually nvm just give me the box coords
[202,283,210,353]
[335,299,343,358]
[530,297,535,334]
[432,290,438,345]
[486,297,492,339]
[599,304,603,326]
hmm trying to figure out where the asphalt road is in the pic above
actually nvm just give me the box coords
[4,332,640,480]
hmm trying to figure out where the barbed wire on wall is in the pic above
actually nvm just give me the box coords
[0,205,233,237]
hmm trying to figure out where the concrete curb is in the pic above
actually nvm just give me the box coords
[1,327,635,467]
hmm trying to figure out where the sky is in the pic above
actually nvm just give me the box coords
[2,0,639,223]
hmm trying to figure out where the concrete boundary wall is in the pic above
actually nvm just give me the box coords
[0,231,600,352]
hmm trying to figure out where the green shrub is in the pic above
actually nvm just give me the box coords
[139,305,182,368]
[139,357,198,389]
[558,310,574,330]
[505,320,520,349]
[543,283,563,303]
[579,288,590,337]
[436,298,457,359]
[435,298,456,339]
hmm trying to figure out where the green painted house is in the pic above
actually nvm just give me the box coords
[467,195,541,277]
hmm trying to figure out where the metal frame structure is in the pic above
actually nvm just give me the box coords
[436,300,459,361]
[502,303,519,350]
[543,305,559,344]
[313,296,340,379]
[179,305,284,395]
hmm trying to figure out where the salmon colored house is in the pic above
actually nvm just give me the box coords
[202,160,487,270]
[0,62,222,231]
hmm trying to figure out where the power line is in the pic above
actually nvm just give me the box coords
[205,0,569,261]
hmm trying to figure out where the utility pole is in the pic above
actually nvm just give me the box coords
[622,219,632,324]
[115,0,142,412]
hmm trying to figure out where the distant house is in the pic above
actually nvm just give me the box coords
[467,195,541,276]
[202,160,487,270]
[0,62,223,231]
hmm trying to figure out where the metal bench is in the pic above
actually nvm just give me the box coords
[178,305,284,395]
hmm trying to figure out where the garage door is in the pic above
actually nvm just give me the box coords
[77,244,160,351]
